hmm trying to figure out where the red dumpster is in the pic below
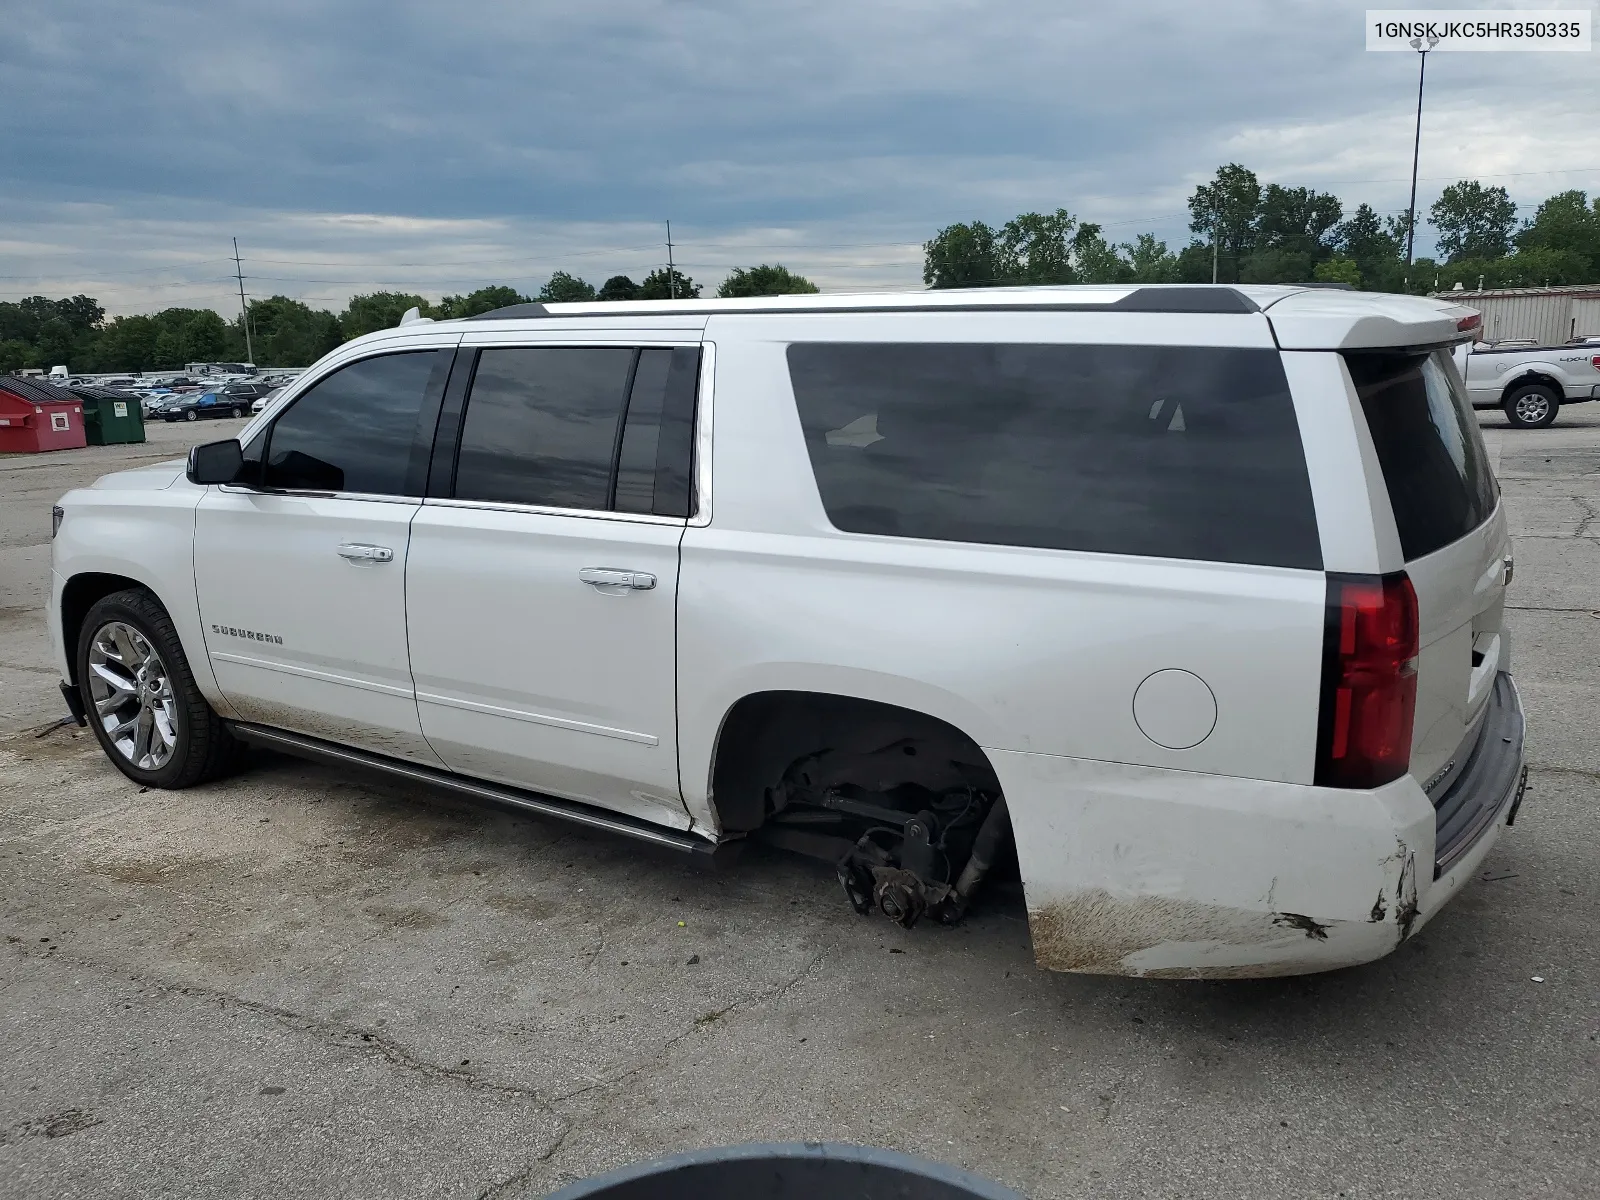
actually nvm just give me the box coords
[0,376,88,453]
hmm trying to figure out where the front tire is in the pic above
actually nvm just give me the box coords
[1504,384,1559,429]
[185,409,199,422]
[77,589,243,789]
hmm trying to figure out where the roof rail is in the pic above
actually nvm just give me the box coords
[1109,287,1259,313]
[458,286,1261,320]
[468,302,551,320]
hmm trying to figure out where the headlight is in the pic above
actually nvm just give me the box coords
[51,505,64,538]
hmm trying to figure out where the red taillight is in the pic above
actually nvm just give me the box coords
[1315,572,1419,789]
[1456,313,1481,333]
[1590,355,1600,371]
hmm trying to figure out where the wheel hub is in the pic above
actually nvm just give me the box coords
[86,621,179,771]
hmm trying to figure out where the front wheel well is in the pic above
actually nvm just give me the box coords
[61,573,153,683]
[707,690,1003,833]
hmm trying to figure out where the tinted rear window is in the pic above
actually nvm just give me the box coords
[786,343,1321,569]
[1345,349,1498,560]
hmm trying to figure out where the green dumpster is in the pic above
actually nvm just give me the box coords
[72,386,147,445]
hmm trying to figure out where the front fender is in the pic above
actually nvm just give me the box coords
[53,486,234,716]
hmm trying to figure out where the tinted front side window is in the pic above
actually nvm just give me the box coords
[787,343,1321,568]
[264,350,447,494]
[455,348,635,510]
[1346,349,1498,560]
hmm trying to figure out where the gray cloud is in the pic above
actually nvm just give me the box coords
[3,0,1596,313]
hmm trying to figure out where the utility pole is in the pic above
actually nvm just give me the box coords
[1211,204,1220,285]
[665,221,678,299]
[232,237,254,365]
[1402,35,1439,291]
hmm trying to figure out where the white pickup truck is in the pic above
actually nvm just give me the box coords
[1455,339,1600,428]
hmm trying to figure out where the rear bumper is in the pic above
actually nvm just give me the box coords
[992,676,1526,978]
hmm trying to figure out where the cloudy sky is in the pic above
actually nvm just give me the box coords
[2,0,1595,316]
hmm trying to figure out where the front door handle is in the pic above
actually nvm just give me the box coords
[338,543,394,563]
[579,567,656,591]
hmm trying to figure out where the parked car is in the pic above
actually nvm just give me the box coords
[251,387,284,415]
[1453,338,1600,427]
[47,285,1525,980]
[217,381,274,400]
[159,391,252,421]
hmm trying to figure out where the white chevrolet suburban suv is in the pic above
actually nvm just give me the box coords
[48,284,1527,979]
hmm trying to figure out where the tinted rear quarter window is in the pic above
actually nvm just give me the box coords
[1345,349,1498,560]
[786,342,1321,569]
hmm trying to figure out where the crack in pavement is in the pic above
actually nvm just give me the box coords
[1528,763,1600,781]
[474,1163,537,1200]
[544,949,828,1110]
[6,945,555,1105]
[1574,496,1598,539]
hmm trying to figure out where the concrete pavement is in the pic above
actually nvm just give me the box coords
[2,410,1596,1199]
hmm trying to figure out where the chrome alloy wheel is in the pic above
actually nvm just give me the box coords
[87,621,179,770]
[1514,392,1551,424]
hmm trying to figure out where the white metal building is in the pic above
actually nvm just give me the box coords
[1435,285,1600,346]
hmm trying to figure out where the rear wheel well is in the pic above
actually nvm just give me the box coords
[1501,373,1562,404]
[61,573,151,683]
[708,690,1003,833]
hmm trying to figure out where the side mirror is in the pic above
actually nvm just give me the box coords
[187,439,244,485]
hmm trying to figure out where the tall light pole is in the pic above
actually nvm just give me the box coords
[1402,34,1439,291]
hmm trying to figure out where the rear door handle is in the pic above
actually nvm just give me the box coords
[579,567,656,590]
[338,543,394,563]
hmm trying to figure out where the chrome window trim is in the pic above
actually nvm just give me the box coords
[420,496,686,526]
[236,334,464,443]
[690,340,714,528]
[217,485,422,505]
[444,337,710,524]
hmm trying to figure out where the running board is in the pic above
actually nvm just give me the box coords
[228,722,723,862]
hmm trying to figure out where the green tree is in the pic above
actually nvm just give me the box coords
[1516,189,1599,270]
[1313,257,1363,286]
[538,271,597,303]
[1000,209,1078,284]
[597,275,641,301]
[1175,241,1217,283]
[54,294,105,334]
[638,267,700,299]
[1121,234,1180,283]
[1187,164,1262,283]
[923,220,1004,288]
[435,285,527,318]
[1255,185,1342,260]
[0,340,31,374]
[1240,249,1313,284]
[1334,203,1401,288]
[0,294,103,345]
[340,292,431,340]
[245,296,343,366]
[90,315,160,372]
[717,264,820,297]
[34,319,78,370]
[1070,223,1132,283]
[1430,181,1517,261]
[147,308,230,368]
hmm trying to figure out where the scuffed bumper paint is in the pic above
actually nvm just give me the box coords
[990,743,1523,979]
